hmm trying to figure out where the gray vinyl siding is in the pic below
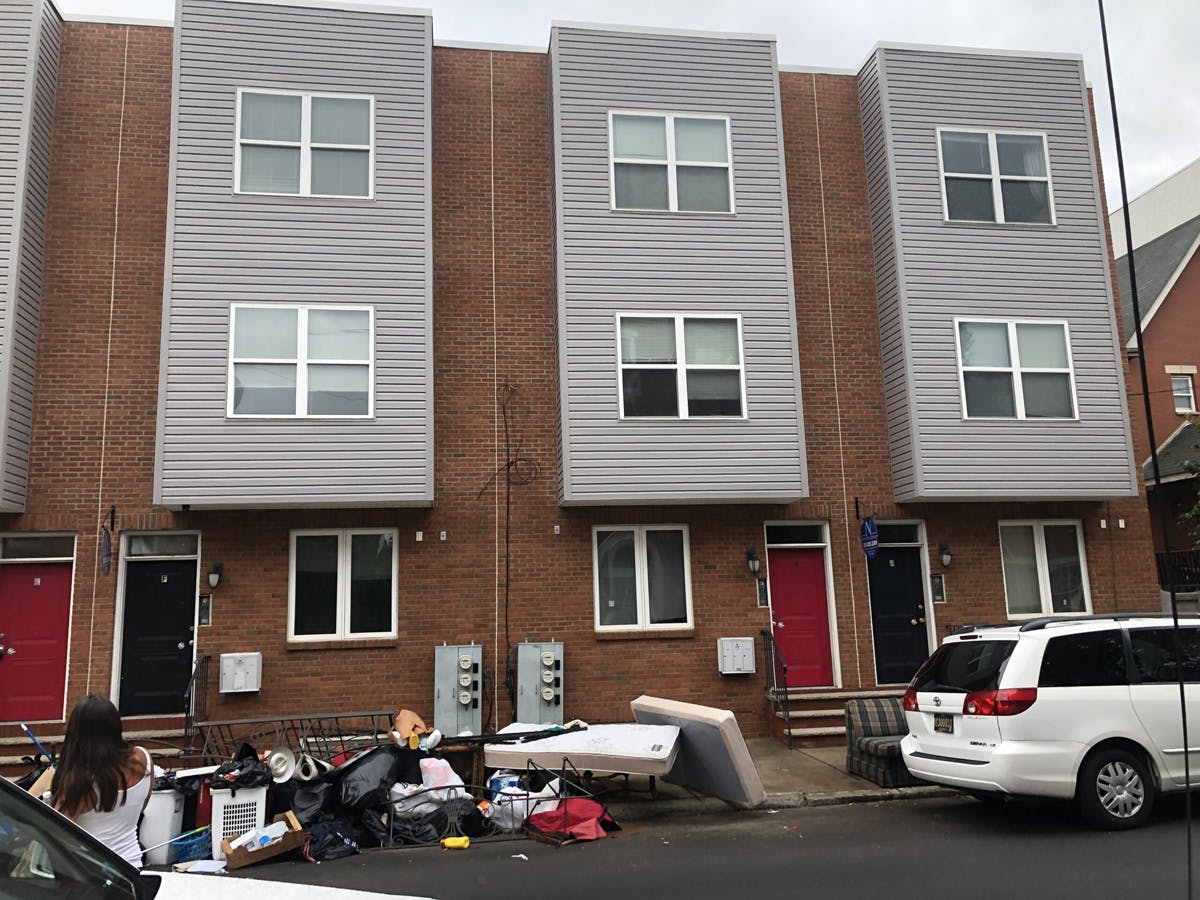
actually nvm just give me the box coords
[155,0,433,508]
[0,0,58,513]
[858,46,1136,501]
[551,26,807,505]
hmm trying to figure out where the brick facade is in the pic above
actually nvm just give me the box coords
[0,21,1161,741]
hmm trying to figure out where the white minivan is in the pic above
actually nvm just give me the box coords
[901,614,1200,829]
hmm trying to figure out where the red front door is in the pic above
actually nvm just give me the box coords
[768,547,833,687]
[0,563,73,722]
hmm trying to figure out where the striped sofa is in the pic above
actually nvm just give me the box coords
[844,697,924,788]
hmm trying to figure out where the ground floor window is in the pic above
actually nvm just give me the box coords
[593,525,692,631]
[999,520,1089,617]
[289,528,397,640]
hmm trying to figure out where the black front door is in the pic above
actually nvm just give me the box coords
[867,546,930,685]
[119,560,196,716]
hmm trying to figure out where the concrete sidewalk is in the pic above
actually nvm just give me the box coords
[605,738,953,821]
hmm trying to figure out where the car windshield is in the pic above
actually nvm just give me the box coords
[913,639,1017,693]
[0,777,143,899]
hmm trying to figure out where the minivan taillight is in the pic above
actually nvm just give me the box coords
[962,688,1037,716]
[902,687,919,712]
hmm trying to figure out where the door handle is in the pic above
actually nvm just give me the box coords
[3,647,13,656]
[773,621,784,628]
[177,642,187,650]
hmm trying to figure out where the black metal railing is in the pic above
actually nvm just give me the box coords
[194,711,394,763]
[760,629,792,749]
[1157,549,1200,592]
[181,654,211,762]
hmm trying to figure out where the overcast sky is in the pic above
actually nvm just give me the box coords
[56,0,1198,212]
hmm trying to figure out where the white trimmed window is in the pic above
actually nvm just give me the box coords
[593,525,692,631]
[236,89,374,198]
[229,304,373,418]
[1172,374,1196,413]
[289,529,397,641]
[956,319,1076,419]
[618,314,745,418]
[609,112,732,213]
[999,520,1090,618]
[938,129,1053,224]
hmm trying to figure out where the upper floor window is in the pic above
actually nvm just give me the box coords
[618,314,745,419]
[229,304,373,418]
[236,89,374,198]
[999,520,1090,618]
[938,129,1053,224]
[609,112,732,213]
[956,319,1075,420]
[289,528,396,641]
[1172,374,1196,413]
[593,525,692,632]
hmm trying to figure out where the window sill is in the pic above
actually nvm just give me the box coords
[595,628,694,641]
[286,638,397,652]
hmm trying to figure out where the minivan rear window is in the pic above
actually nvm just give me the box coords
[1039,630,1126,687]
[912,640,1017,693]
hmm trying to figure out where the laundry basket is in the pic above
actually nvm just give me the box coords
[172,827,212,864]
[210,786,267,861]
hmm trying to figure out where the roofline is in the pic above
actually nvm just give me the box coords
[60,11,174,25]
[434,38,545,54]
[1111,156,1200,217]
[551,19,775,43]
[859,40,1084,73]
[174,0,431,16]
[1124,231,1200,349]
[779,64,856,76]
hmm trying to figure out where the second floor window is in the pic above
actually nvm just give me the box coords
[618,315,744,419]
[938,129,1052,224]
[1172,374,1196,413]
[610,112,732,213]
[1000,520,1089,617]
[956,319,1075,420]
[229,304,373,418]
[237,90,373,198]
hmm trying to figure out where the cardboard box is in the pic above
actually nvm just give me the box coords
[219,810,304,870]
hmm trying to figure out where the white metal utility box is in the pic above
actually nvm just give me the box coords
[434,644,482,736]
[717,637,756,675]
[219,652,262,693]
[516,641,563,725]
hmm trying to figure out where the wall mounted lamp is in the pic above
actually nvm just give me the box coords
[939,545,953,568]
[746,550,761,576]
[208,562,224,590]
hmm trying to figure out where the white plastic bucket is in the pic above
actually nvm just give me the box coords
[139,789,185,866]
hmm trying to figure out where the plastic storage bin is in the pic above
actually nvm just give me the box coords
[172,827,212,863]
[210,786,267,861]
[139,789,185,866]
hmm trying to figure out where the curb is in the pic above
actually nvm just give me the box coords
[607,784,960,822]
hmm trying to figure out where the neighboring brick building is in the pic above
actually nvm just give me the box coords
[1111,158,1200,584]
[0,0,1159,753]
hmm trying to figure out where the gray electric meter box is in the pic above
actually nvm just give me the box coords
[434,644,482,736]
[515,641,563,725]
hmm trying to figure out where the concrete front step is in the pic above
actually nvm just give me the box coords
[775,707,844,721]
[784,725,847,748]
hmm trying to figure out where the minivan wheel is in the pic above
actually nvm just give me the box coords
[1076,748,1155,829]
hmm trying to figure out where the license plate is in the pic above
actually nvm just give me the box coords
[933,713,954,734]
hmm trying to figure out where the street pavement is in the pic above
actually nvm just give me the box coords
[232,793,1197,899]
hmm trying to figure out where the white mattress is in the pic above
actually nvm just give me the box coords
[483,723,681,776]
[630,695,766,808]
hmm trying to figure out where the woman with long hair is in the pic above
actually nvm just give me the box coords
[51,694,154,868]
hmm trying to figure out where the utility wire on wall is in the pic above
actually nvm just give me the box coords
[477,384,540,723]
[1098,3,1192,895]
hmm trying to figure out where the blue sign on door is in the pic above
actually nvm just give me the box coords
[860,516,879,560]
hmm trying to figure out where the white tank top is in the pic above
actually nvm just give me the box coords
[74,747,152,869]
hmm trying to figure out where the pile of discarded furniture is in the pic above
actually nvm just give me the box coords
[844,696,924,789]
[126,695,765,872]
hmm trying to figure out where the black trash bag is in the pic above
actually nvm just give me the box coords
[269,779,299,820]
[305,821,359,862]
[334,746,406,814]
[210,758,272,794]
[459,803,488,838]
[359,808,390,848]
[391,806,449,846]
[293,781,336,828]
